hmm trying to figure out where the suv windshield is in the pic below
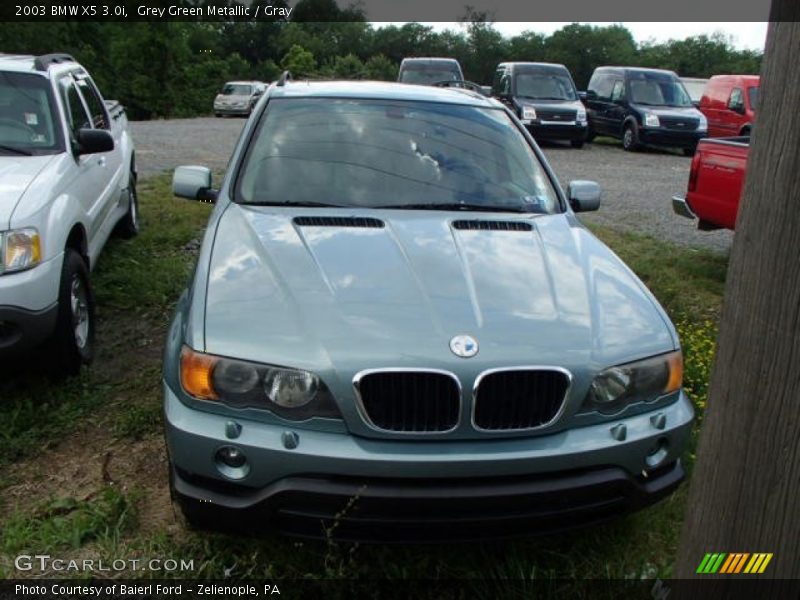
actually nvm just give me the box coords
[222,84,252,96]
[0,71,63,155]
[400,68,459,85]
[514,71,576,100]
[237,98,560,214]
[629,74,693,107]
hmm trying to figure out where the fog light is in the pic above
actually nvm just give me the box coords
[217,446,246,467]
[645,438,669,470]
[214,446,250,480]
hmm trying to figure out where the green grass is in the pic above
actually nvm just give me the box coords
[0,174,727,586]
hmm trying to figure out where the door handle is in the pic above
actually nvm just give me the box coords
[97,156,106,166]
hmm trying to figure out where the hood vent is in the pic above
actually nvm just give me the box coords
[452,220,533,232]
[294,216,384,228]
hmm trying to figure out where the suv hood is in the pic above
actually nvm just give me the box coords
[634,105,702,119]
[516,99,582,110]
[215,94,251,103]
[202,206,675,375]
[0,155,54,229]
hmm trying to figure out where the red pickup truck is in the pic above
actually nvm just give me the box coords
[672,136,748,230]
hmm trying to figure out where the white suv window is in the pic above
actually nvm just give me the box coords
[59,76,91,136]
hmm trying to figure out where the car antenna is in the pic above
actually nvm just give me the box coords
[277,71,292,86]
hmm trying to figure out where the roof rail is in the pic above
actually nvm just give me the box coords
[277,70,292,86]
[432,80,490,97]
[34,53,76,71]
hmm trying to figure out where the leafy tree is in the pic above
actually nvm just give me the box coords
[544,23,637,88]
[280,44,316,77]
[364,55,397,81]
[331,54,365,79]
[508,31,547,63]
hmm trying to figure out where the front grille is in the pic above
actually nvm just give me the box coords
[293,216,384,228]
[474,369,569,430]
[659,116,699,131]
[356,371,460,433]
[452,220,532,232]
[537,108,576,122]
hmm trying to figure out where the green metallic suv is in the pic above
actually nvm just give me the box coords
[164,76,693,541]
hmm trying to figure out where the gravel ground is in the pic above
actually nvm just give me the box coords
[131,117,733,254]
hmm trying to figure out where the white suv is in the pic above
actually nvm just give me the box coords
[0,53,137,375]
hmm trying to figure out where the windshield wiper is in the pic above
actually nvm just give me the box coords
[373,202,529,213]
[239,200,346,208]
[0,145,33,156]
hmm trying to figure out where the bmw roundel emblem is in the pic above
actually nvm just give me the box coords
[450,335,479,358]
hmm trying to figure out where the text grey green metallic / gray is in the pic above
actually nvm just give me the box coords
[164,80,693,541]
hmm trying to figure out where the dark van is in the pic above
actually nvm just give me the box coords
[583,67,707,154]
[397,58,464,86]
[492,62,588,148]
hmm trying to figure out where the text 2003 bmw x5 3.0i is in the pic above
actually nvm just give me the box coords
[164,78,693,542]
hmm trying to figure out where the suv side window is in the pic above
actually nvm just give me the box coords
[611,80,625,102]
[728,87,744,112]
[59,76,91,136]
[75,76,109,129]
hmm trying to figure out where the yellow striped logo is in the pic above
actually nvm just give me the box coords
[697,552,773,574]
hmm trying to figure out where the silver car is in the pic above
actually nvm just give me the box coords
[213,80,265,117]
[166,80,693,541]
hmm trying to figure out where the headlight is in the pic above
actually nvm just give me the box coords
[697,114,708,131]
[179,346,341,420]
[1,228,41,274]
[644,113,660,128]
[521,106,537,120]
[576,107,587,123]
[580,351,683,415]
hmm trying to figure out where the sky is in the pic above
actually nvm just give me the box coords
[378,22,769,52]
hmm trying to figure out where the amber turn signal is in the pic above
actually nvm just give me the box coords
[180,346,219,400]
[665,351,684,394]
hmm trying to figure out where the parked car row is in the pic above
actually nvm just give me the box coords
[398,57,759,156]
[3,52,719,542]
[0,53,137,375]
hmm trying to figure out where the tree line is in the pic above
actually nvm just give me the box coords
[0,5,762,120]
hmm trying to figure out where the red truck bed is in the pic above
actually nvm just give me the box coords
[672,136,749,230]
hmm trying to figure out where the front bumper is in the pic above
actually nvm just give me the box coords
[0,254,62,356]
[524,122,588,142]
[164,382,694,540]
[639,128,705,149]
[213,105,250,115]
[0,303,58,355]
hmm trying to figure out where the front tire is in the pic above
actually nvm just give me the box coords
[49,249,95,376]
[116,173,139,238]
[622,122,640,152]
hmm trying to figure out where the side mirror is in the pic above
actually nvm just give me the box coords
[173,165,218,202]
[568,180,601,212]
[585,90,597,101]
[75,128,114,155]
[578,91,587,102]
